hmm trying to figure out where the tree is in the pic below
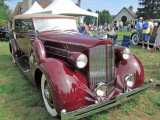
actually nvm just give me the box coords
[0,0,11,26]
[100,10,112,25]
[137,0,160,19]
[83,9,94,25]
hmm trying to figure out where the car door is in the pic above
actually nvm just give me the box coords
[15,19,34,62]
[150,21,160,44]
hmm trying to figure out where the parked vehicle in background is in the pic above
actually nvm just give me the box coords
[131,19,160,45]
[10,14,153,120]
[0,27,11,41]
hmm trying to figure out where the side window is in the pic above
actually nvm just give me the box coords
[21,19,34,33]
[15,19,21,32]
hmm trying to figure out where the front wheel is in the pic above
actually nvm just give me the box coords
[132,34,139,45]
[41,74,58,117]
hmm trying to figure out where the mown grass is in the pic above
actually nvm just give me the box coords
[0,42,54,120]
[0,32,160,120]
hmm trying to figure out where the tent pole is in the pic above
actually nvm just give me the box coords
[96,17,98,35]
[97,17,98,27]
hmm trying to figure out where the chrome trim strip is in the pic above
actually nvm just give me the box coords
[61,82,153,120]
[107,44,114,83]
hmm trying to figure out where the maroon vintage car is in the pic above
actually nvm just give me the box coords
[10,14,153,120]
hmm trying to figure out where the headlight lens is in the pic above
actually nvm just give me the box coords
[122,48,131,59]
[124,74,135,88]
[76,54,88,68]
[96,83,108,97]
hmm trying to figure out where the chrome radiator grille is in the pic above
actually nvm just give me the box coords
[107,44,114,83]
[90,45,106,87]
[90,44,114,87]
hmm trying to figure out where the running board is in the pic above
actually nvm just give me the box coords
[16,58,30,72]
[139,42,154,46]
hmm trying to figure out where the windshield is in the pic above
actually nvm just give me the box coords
[33,18,78,32]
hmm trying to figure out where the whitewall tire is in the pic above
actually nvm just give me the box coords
[41,74,57,117]
[11,46,16,63]
[132,34,139,45]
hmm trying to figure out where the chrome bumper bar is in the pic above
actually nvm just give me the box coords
[61,81,153,120]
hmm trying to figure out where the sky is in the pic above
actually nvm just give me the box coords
[5,0,140,15]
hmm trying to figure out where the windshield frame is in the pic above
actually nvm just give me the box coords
[32,17,78,32]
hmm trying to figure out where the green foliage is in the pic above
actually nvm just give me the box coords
[125,21,132,26]
[95,10,112,26]
[0,0,11,26]
[83,9,94,25]
[137,0,160,19]
[100,9,112,25]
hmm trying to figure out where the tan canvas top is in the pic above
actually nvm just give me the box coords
[12,14,76,30]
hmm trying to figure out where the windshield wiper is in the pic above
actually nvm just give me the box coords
[51,26,59,31]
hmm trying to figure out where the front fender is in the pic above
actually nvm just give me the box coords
[10,38,22,58]
[32,39,47,63]
[115,50,144,92]
[40,58,95,114]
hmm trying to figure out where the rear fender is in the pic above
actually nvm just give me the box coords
[40,58,95,114]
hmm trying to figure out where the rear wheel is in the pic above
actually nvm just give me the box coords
[41,74,57,117]
[132,34,139,45]
[10,44,15,63]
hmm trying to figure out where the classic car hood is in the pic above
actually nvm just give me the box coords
[38,31,109,48]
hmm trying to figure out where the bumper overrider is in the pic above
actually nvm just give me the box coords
[61,80,153,120]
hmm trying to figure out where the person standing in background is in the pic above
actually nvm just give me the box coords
[134,19,138,30]
[119,21,123,32]
[142,19,154,50]
[131,20,134,31]
[112,22,115,32]
[136,17,143,30]
[116,21,119,32]
[151,25,160,52]
[151,25,160,87]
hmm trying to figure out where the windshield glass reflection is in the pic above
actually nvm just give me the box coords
[33,18,78,32]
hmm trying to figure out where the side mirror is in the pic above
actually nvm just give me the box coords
[34,30,39,39]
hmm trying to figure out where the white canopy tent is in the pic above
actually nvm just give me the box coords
[24,1,43,14]
[42,0,98,18]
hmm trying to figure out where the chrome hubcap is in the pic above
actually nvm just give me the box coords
[44,81,54,108]
[44,88,50,100]
[133,36,139,44]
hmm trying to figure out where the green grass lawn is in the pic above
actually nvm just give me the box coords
[0,33,160,120]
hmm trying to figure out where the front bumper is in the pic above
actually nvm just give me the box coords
[61,81,153,120]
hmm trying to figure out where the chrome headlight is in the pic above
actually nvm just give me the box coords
[124,74,135,88]
[122,48,131,59]
[76,54,88,69]
[95,82,108,97]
